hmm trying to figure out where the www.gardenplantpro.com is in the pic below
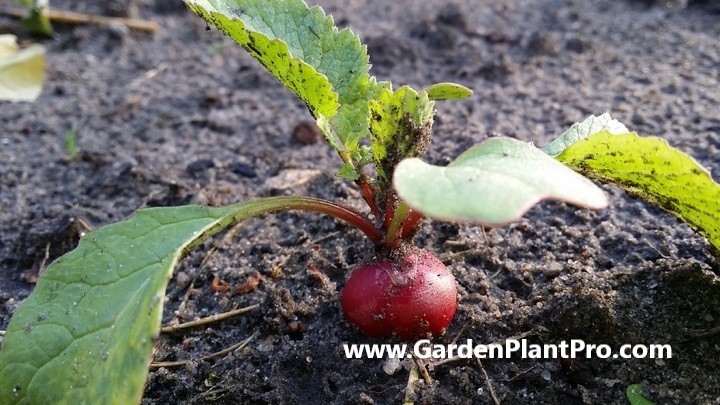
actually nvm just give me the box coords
[1,0,719,403]
[343,339,673,361]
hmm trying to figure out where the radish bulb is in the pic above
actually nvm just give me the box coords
[341,249,457,340]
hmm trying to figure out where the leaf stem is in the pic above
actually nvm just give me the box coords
[356,171,380,223]
[400,210,425,239]
[238,196,383,245]
[385,200,412,249]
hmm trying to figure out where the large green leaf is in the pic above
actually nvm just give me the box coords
[0,34,45,102]
[393,137,608,226]
[370,86,435,187]
[185,0,386,164]
[0,197,365,404]
[555,130,720,251]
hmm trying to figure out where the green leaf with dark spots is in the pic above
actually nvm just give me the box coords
[556,130,720,251]
[370,86,435,187]
[185,0,387,165]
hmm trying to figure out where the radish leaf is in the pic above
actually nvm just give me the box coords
[185,0,387,176]
[555,130,720,251]
[0,34,45,102]
[424,82,473,101]
[370,86,435,186]
[0,197,365,403]
[394,137,608,226]
[542,113,628,157]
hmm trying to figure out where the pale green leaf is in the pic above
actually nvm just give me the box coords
[394,137,608,226]
[556,130,720,251]
[0,35,45,102]
[0,35,19,57]
[370,86,435,186]
[542,113,628,157]
[0,197,344,403]
[185,0,387,160]
[424,82,473,101]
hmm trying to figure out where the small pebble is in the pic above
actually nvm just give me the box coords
[175,271,190,289]
[264,169,321,190]
[525,32,561,56]
[437,3,467,30]
[186,159,215,174]
[291,121,322,145]
[230,161,257,178]
[383,356,402,375]
[107,21,129,38]
[565,37,592,54]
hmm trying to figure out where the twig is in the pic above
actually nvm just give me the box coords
[438,248,474,262]
[477,358,501,405]
[677,324,720,343]
[161,304,259,333]
[309,231,339,245]
[189,386,235,403]
[167,228,229,326]
[413,357,433,385]
[129,63,169,88]
[691,325,720,340]
[0,7,159,33]
[449,324,469,345]
[506,365,536,382]
[38,242,51,274]
[402,358,420,405]
[150,330,259,368]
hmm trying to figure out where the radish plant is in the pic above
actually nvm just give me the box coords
[1,0,719,403]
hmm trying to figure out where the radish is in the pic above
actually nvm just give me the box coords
[341,249,457,339]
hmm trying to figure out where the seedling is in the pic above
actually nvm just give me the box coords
[1,0,719,403]
[64,122,79,159]
[17,0,53,36]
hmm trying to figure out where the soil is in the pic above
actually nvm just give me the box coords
[2,0,720,404]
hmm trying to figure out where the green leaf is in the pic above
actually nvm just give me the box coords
[337,162,360,181]
[0,197,347,403]
[626,384,655,405]
[424,82,473,101]
[370,86,435,186]
[17,0,53,36]
[555,130,720,251]
[185,0,387,162]
[542,113,628,157]
[393,137,608,226]
[0,34,45,102]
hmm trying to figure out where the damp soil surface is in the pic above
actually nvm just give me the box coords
[2,0,720,403]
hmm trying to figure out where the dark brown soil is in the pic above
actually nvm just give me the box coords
[2,0,720,404]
